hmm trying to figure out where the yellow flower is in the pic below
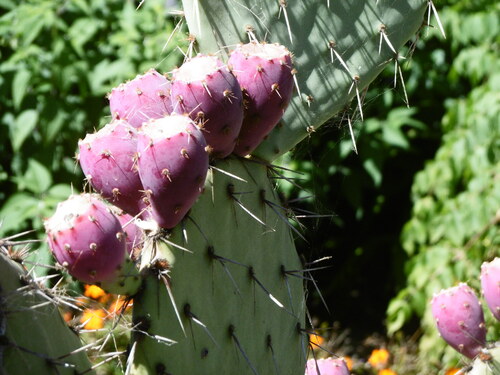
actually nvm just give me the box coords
[378,369,397,375]
[445,369,461,375]
[368,348,390,369]
[83,284,108,301]
[109,297,133,315]
[80,309,106,330]
[62,311,73,323]
[342,356,353,371]
[308,332,325,348]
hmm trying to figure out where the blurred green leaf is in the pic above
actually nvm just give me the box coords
[12,69,31,110]
[0,193,40,235]
[10,109,38,151]
[22,158,53,194]
[68,18,102,57]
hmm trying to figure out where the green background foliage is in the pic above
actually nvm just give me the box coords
[0,0,498,373]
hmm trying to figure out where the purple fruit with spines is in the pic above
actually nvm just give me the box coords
[170,54,244,158]
[228,42,294,157]
[136,114,209,229]
[44,194,127,284]
[481,257,500,321]
[431,283,487,359]
[108,69,172,128]
[112,208,144,259]
[78,119,148,217]
[305,357,350,375]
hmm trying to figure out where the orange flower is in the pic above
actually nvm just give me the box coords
[83,284,109,302]
[342,356,353,371]
[309,332,325,348]
[445,369,461,375]
[378,369,397,375]
[80,308,107,330]
[62,311,73,323]
[109,297,133,315]
[368,348,390,369]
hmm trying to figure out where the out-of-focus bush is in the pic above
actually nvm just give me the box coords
[386,0,500,371]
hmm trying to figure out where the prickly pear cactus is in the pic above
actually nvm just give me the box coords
[0,252,93,374]
[127,1,427,374]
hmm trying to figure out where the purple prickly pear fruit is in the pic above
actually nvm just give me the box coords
[481,258,500,321]
[44,194,127,284]
[228,42,294,156]
[170,54,243,158]
[113,208,143,258]
[108,69,172,128]
[78,120,148,217]
[431,283,487,359]
[305,357,350,375]
[136,114,209,229]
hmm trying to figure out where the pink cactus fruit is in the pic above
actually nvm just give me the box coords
[108,69,172,128]
[170,54,244,158]
[431,283,487,359]
[136,114,209,229]
[78,120,148,217]
[113,208,143,258]
[481,258,500,321]
[228,42,294,156]
[44,194,127,284]
[305,357,350,375]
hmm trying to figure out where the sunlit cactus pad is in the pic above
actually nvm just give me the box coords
[131,158,306,374]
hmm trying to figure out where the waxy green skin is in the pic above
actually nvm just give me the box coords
[129,1,428,374]
[0,252,94,375]
[132,159,305,375]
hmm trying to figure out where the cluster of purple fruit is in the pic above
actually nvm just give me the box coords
[44,42,295,285]
[431,258,500,359]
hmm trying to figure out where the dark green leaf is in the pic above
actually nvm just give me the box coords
[12,69,31,110]
[10,109,38,151]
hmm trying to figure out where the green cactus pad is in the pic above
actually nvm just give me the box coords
[0,252,93,374]
[131,158,306,375]
[182,0,427,162]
